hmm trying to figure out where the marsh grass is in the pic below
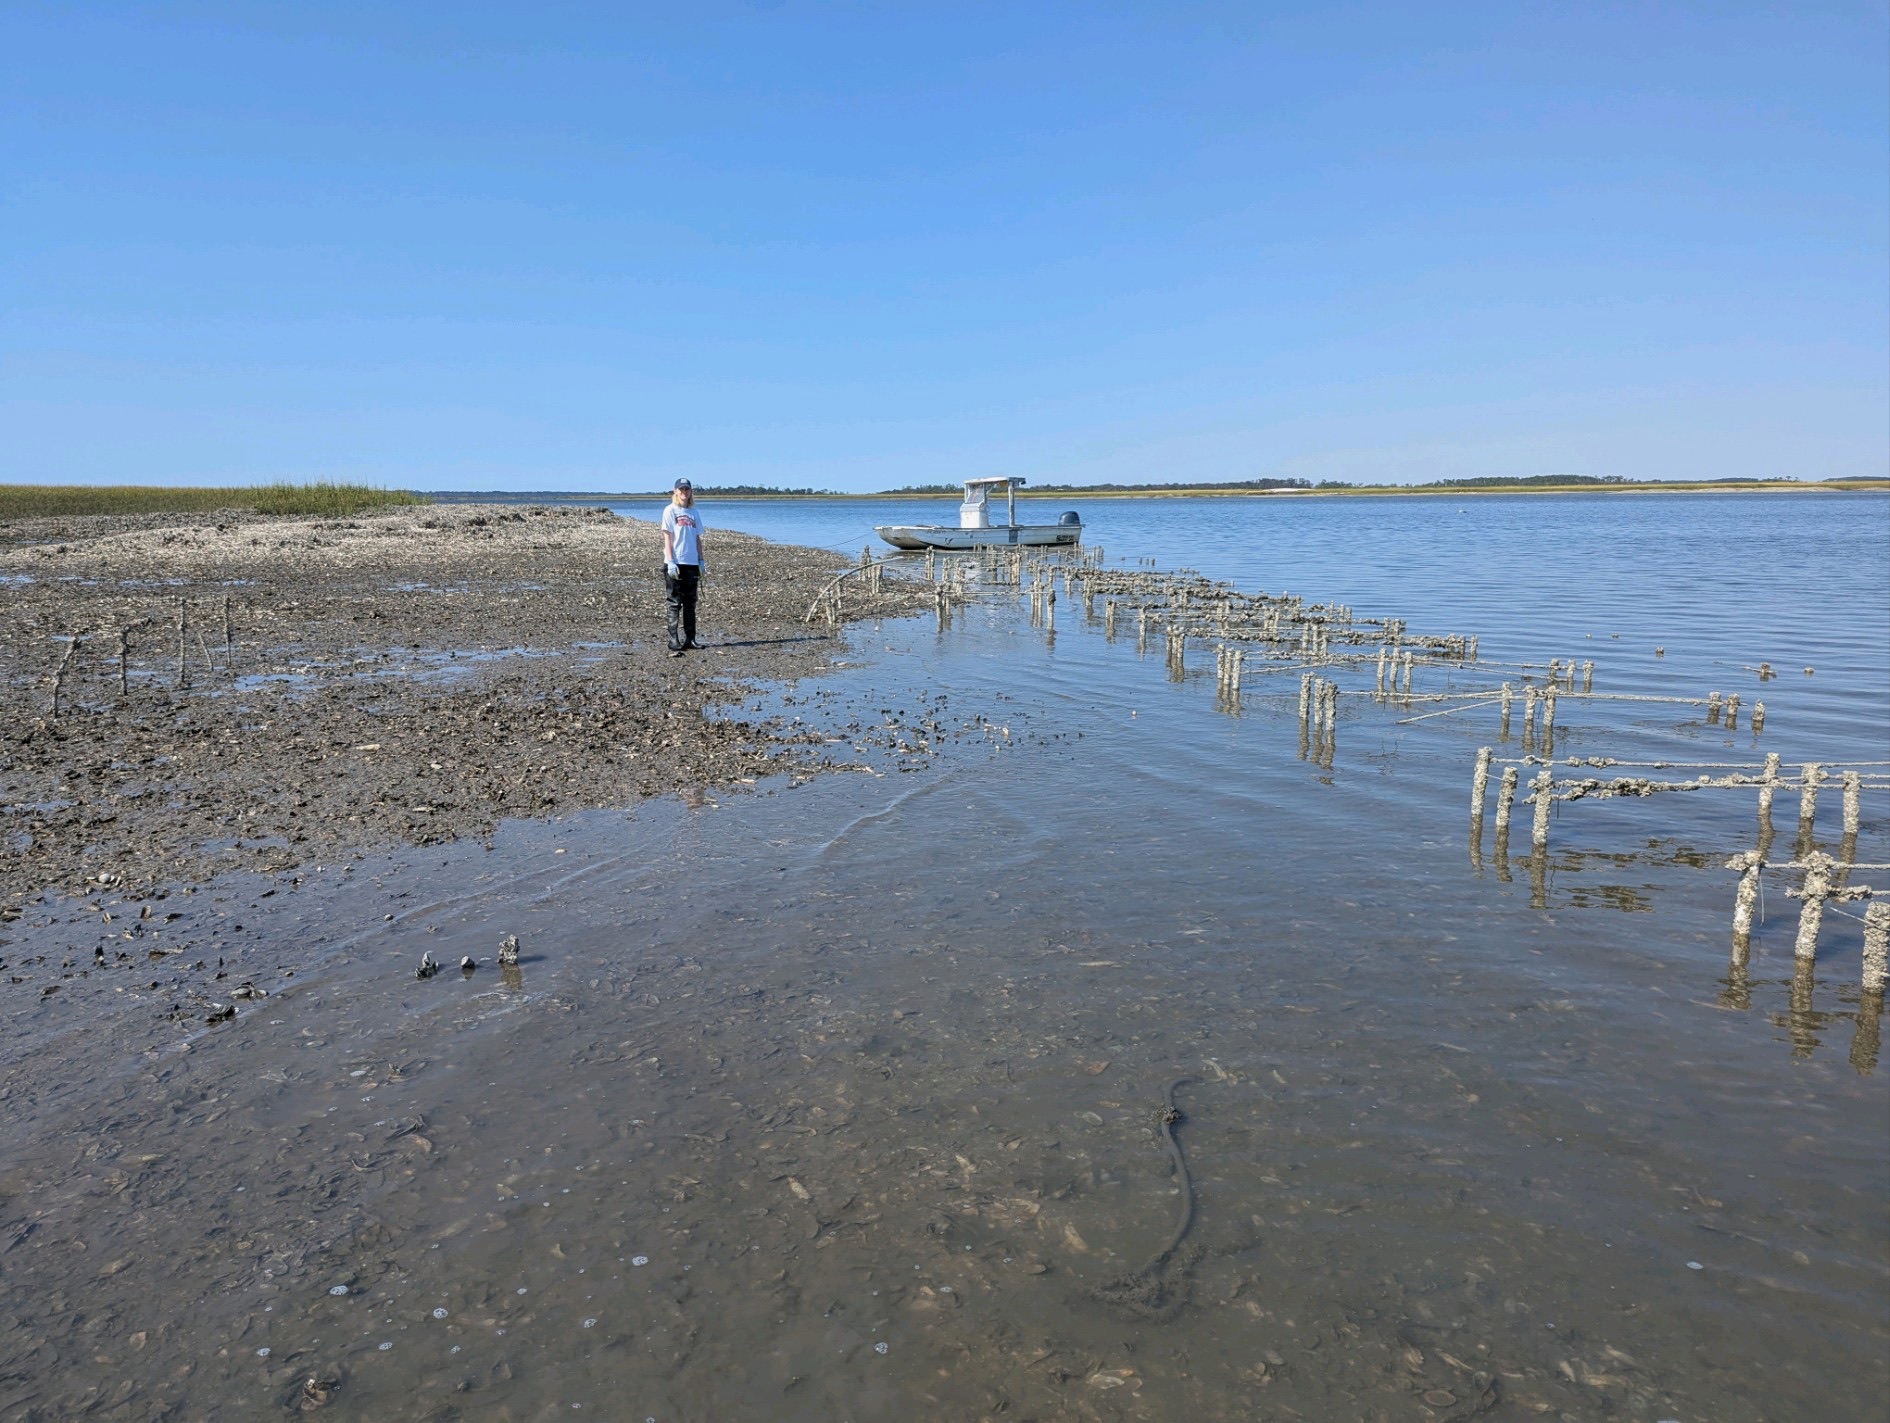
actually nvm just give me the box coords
[0,482,430,519]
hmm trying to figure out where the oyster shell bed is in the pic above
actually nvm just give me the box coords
[1,501,925,902]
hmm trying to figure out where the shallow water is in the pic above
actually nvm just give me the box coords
[2,492,1885,1421]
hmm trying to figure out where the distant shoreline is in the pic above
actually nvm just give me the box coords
[426,479,1889,503]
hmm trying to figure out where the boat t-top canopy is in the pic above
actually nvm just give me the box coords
[960,476,1024,529]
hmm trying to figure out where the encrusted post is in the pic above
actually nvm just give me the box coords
[1542,691,1557,745]
[1862,903,1889,995]
[1530,770,1553,852]
[1706,691,1722,724]
[1470,746,1493,823]
[1494,765,1518,846]
[1798,763,1823,831]
[1581,659,1593,692]
[1756,752,1782,820]
[1499,682,1513,739]
[1842,771,1862,837]
[1752,701,1765,733]
[1728,851,1763,954]
[1724,693,1740,730]
[1792,853,1833,962]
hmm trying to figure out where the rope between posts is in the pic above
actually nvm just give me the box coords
[1538,757,1890,771]
[1824,904,1882,925]
[1398,697,1506,724]
[1763,862,1890,872]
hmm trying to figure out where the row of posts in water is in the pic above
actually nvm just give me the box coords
[955,548,1483,709]
[1470,751,1873,856]
[1468,747,1887,976]
[917,545,1882,1061]
[918,546,1764,772]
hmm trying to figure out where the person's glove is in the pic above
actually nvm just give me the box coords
[666,561,678,578]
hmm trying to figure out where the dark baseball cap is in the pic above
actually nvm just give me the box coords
[673,478,692,490]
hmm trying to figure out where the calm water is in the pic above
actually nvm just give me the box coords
[623,488,1888,758]
[4,492,1885,1421]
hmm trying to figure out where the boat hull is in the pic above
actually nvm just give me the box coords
[874,523,1081,551]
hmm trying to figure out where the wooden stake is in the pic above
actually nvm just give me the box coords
[1729,850,1763,946]
[1470,746,1492,829]
[1862,903,1889,994]
[1798,763,1822,827]
[1756,752,1781,820]
[1494,765,1518,844]
[51,632,80,717]
[1792,852,1832,962]
[1530,770,1553,851]
[1842,771,1861,836]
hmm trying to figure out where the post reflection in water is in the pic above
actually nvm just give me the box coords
[1850,987,1883,1075]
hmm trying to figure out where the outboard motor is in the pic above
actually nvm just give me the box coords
[1058,510,1082,526]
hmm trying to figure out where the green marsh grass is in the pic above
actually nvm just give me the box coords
[0,482,430,519]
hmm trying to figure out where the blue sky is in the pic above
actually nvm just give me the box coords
[4,2,1885,492]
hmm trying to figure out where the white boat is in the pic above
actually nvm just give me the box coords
[875,477,1082,550]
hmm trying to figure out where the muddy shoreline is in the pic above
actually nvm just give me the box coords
[1,503,926,905]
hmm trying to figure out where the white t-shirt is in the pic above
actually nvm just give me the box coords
[661,502,704,565]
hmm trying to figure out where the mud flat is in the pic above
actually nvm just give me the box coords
[1,502,926,902]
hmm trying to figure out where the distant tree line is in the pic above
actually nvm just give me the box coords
[685,483,833,496]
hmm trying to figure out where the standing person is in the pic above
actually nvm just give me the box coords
[660,478,706,655]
